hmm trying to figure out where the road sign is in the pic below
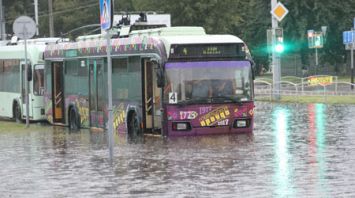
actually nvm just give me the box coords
[12,16,36,128]
[308,31,324,49]
[343,31,355,45]
[99,0,113,30]
[13,16,36,39]
[271,2,289,22]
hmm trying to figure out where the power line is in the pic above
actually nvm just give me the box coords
[5,1,99,24]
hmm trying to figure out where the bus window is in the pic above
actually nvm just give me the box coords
[34,64,44,96]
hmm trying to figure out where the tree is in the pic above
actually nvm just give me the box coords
[4,0,355,75]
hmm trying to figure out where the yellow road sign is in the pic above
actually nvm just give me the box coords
[271,2,289,22]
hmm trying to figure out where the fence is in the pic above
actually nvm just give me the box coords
[275,53,350,77]
[254,75,355,102]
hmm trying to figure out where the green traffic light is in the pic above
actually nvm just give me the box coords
[275,43,284,53]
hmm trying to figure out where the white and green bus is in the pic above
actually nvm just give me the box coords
[0,38,64,122]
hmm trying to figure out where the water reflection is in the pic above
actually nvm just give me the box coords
[307,104,327,197]
[272,107,293,197]
[1,102,355,197]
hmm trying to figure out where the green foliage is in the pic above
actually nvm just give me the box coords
[3,0,355,73]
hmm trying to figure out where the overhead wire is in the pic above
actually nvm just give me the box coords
[5,1,99,24]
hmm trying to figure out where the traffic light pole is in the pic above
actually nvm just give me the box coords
[351,43,354,90]
[271,0,281,100]
[315,47,318,75]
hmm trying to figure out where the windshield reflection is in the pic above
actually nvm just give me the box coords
[164,61,252,104]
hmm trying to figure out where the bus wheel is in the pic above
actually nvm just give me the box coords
[128,112,142,142]
[69,108,80,131]
[13,103,22,123]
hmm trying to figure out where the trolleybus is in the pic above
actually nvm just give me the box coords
[43,24,255,137]
[0,38,62,122]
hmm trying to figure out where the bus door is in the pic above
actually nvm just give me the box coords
[143,59,161,131]
[52,62,65,123]
[89,59,105,128]
[21,62,33,118]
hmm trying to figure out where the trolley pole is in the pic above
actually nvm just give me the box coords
[271,0,281,100]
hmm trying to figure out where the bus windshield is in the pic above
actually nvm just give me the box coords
[164,61,252,104]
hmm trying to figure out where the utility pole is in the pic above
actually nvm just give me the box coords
[351,36,354,90]
[48,0,54,37]
[34,0,39,36]
[271,0,281,100]
[0,0,5,40]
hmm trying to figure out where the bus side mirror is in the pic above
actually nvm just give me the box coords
[151,58,165,88]
[156,67,164,88]
[249,60,256,80]
[27,65,32,81]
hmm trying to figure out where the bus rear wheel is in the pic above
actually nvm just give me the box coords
[13,103,22,123]
[128,112,143,142]
[69,108,80,131]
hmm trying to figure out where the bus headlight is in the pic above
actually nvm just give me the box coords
[233,119,250,128]
[172,122,192,131]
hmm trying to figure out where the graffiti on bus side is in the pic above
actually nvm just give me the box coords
[199,106,231,127]
[179,111,198,120]
[113,103,126,134]
[233,105,254,117]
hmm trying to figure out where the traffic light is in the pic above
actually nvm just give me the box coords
[307,29,324,48]
[274,28,284,53]
[314,33,323,48]
[307,30,314,48]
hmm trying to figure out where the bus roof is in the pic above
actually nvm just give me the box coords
[130,26,245,58]
[129,26,206,36]
[159,34,243,45]
[129,26,244,44]
[44,26,247,60]
[158,34,244,58]
[0,44,47,63]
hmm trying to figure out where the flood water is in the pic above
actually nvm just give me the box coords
[1,102,355,197]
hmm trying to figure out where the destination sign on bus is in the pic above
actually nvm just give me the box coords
[169,44,245,59]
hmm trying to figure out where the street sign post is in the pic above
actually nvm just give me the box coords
[13,16,36,128]
[100,0,114,163]
[308,29,326,75]
[270,0,288,100]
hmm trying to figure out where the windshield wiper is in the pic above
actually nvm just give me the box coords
[210,96,243,105]
[177,97,211,106]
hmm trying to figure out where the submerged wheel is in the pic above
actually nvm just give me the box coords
[69,108,80,131]
[13,103,22,123]
[128,112,142,142]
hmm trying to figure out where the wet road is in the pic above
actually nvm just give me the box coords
[1,102,355,197]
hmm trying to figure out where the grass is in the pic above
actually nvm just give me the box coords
[255,74,355,104]
[256,74,353,84]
